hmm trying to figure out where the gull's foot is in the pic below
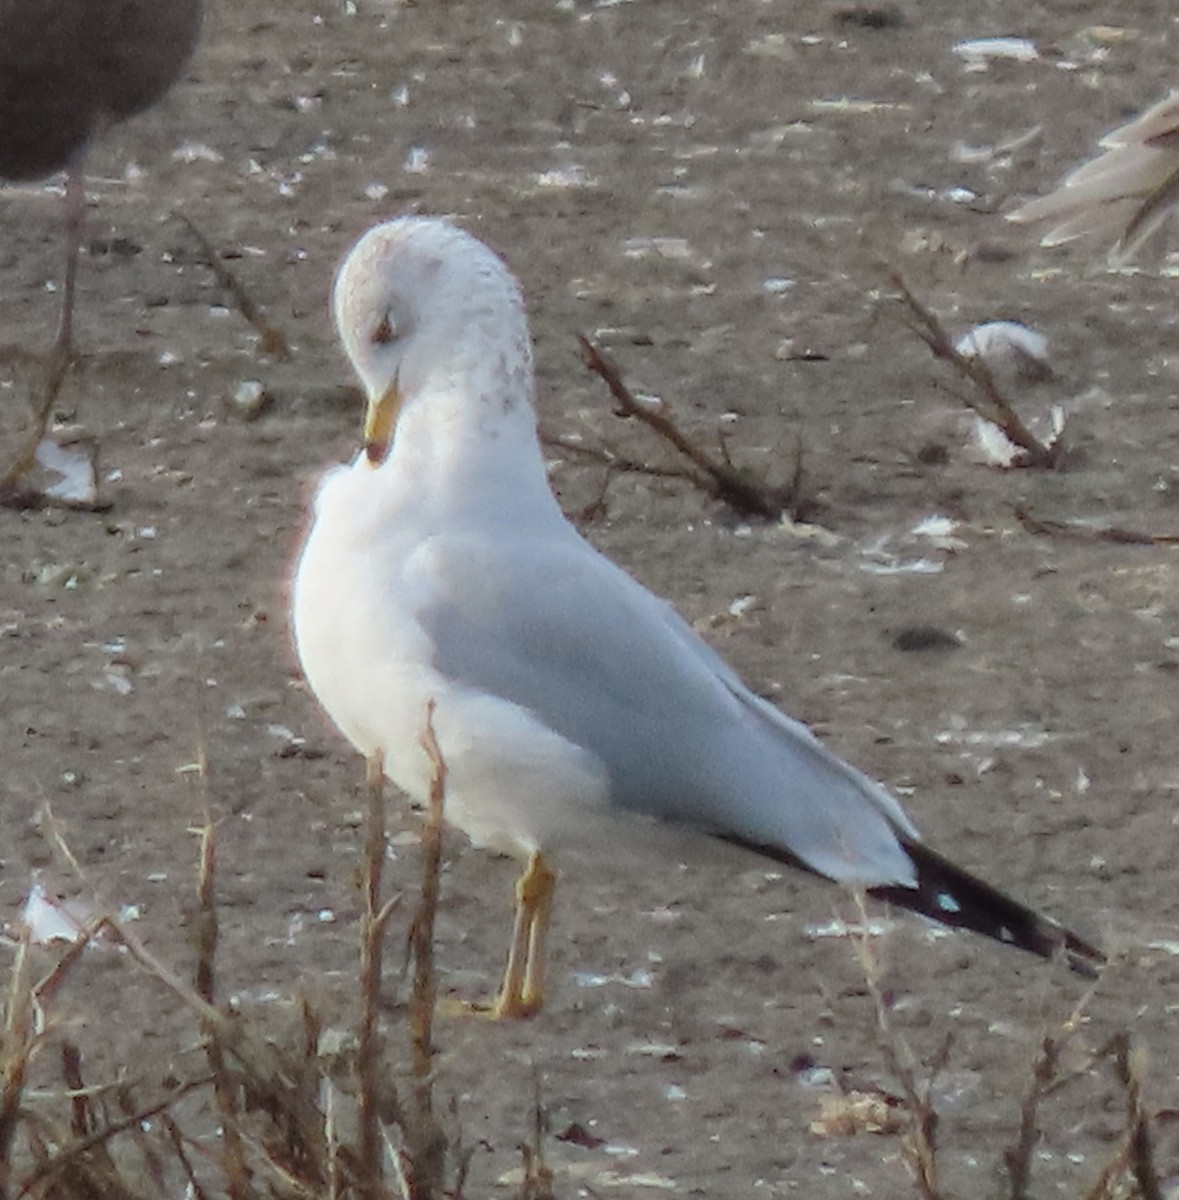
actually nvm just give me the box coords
[438,992,543,1021]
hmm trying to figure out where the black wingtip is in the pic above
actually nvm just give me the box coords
[870,840,1104,977]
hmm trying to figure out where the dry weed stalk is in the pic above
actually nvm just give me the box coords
[575,334,811,519]
[5,739,504,1199]
[850,897,946,1200]
[356,750,398,1200]
[403,708,449,1193]
[888,271,1062,469]
[1003,993,1098,1200]
[29,809,336,1196]
[193,822,251,1200]
[173,212,292,360]
[1114,1035,1163,1200]
[514,1075,555,1200]
[1014,505,1179,546]
[355,702,452,1200]
[0,936,39,1197]
[17,1075,211,1198]
[1081,1034,1163,1200]
[849,910,1168,1200]
[541,432,708,522]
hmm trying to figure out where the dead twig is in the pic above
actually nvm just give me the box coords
[541,432,709,487]
[1014,505,1179,545]
[0,935,38,1198]
[173,212,292,361]
[15,1075,212,1197]
[515,1074,555,1200]
[39,809,335,1191]
[850,895,945,1200]
[357,751,397,1200]
[888,270,1062,469]
[160,1111,216,1200]
[193,819,252,1200]
[540,431,708,521]
[1004,1011,1082,1200]
[1109,1034,1163,1200]
[576,335,806,518]
[404,704,449,1194]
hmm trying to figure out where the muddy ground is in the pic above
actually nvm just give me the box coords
[4,0,1179,1195]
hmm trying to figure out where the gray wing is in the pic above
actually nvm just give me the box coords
[411,528,918,887]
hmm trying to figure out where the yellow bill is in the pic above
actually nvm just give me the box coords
[364,373,403,465]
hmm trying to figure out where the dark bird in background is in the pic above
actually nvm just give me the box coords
[0,0,205,377]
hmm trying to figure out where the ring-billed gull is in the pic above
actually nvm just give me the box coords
[0,0,204,364]
[293,217,1102,1019]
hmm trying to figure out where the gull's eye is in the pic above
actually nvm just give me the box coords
[372,313,396,345]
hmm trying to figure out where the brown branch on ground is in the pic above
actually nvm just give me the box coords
[174,212,292,361]
[887,270,1063,469]
[540,431,708,522]
[576,334,813,520]
[541,431,709,487]
[1014,505,1179,545]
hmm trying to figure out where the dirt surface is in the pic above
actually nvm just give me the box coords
[5,1,1179,1195]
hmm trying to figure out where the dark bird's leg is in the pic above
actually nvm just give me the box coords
[43,147,88,399]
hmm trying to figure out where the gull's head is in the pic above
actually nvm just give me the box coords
[332,217,534,465]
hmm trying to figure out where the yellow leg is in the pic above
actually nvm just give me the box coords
[491,851,556,1020]
[521,855,555,1013]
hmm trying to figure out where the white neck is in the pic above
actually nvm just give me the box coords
[375,375,563,530]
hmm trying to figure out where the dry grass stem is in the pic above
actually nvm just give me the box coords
[404,705,448,1194]
[850,896,944,1200]
[576,334,810,519]
[364,702,453,1200]
[173,212,292,361]
[1004,993,1101,1200]
[0,751,523,1198]
[33,929,92,1011]
[16,1076,212,1198]
[357,750,393,1200]
[888,271,1062,469]
[411,707,445,1091]
[160,1111,215,1200]
[541,433,704,485]
[514,1076,555,1200]
[0,936,38,1197]
[848,922,1163,1200]
[192,821,251,1200]
[1014,504,1179,545]
[1107,1033,1162,1200]
[1005,1032,1062,1200]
